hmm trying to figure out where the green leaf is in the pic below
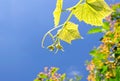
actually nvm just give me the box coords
[90,48,98,55]
[38,73,48,79]
[96,71,101,81]
[51,67,59,75]
[112,4,120,11]
[70,0,112,26]
[88,27,102,34]
[101,65,108,73]
[115,48,120,55]
[116,66,120,80]
[92,58,103,69]
[34,78,40,81]
[90,48,107,60]
[102,22,110,31]
[60,73,66,81]
[75,75,82,81]
[57,22,81,44]
[53,0,63,26]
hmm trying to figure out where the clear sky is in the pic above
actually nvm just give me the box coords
[0,0,119,81]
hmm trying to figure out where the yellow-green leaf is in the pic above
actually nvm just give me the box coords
[38,73,48,79]
[34,78,40,81]
[87,27,102,34]
[51,67,59,75]
[60,73,66,80]
[70,0,112,26]
[57,22,81,44]
[53,0,63,26]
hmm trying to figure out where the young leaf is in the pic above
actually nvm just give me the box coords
[70,0,112,26]
[53,0,63,26]
[88,27,102,34]
[57,22,81,44]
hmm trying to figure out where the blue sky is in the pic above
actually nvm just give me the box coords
[0,0,119,81]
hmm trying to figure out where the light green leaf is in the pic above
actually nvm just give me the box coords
[88,27,102,34]
[102,22,110,31]
[53,0,63,26]
[90,48,107,60]
[75,75,82,81]
[57,22,81,44]
[70,0,112,26]
[90,48,98,55]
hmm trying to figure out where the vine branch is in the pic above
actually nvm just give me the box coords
[41,24,64,48]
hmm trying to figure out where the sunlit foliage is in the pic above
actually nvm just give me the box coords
[41,0,112,53]
[34,67,82,81]
[53,0,63,27]
[87,3,120,81]
[37,0,120,81]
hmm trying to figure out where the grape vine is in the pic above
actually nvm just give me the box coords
[34,0,120,81]
[41,0,112,53]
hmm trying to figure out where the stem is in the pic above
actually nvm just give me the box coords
[55,49,59,54]
[66,0,83,11]
[41,24,64,48]
[64,0,83,23]
[65,12,73,23]
[62,9,68,12]
[48,33,54,42]
[56,12,73,39]
[42,0,84,48]
[77,0,83,5]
